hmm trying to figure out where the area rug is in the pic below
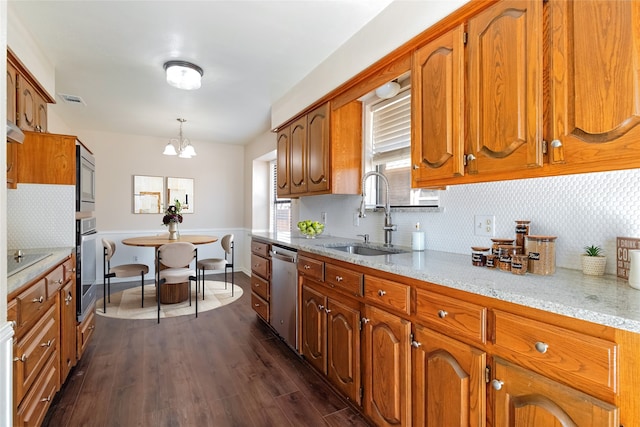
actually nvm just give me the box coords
[96,280,243,320]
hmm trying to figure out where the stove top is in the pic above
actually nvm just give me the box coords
[7,252,52,277]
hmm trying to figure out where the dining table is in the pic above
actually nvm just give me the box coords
[122,234,218,304]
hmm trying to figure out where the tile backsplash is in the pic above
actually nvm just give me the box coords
[7,184,75,250]
[299,168,640,274]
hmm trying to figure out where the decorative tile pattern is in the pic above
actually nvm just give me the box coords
[7,184,76,250]
[299,169,640,274]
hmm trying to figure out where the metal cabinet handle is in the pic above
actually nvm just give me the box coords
[325,308,331,314]
[335,276,343,282]
[412,164,419,170]
[491,379,504,390]
[411,340,422,348]
[41,396,52,403]
[438,310,448,319]
[14,355,27,362]
[361,317,370,324]
[535,341,549,354]
[304,265,311,270]
[32,296,44,303]
[40,340,52,348]
[254,283,260,287]
[378,290,386,297]
[254,303,260,307]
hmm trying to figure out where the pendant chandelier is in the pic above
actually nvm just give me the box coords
[163,118,197,158]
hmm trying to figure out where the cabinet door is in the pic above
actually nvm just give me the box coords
[412,325,486,427]
[467,0,543,176]
[276,126,290,197]
[362,305,411,427]
[290,116,307,194]
[7,141,18,188]
[60,280,77,384]
[326,297,361,405]
[306,103,330,193]
[549,1,640,169]
[301,285,327,373]
[36,96,48,133]
[17,75,39,132]
[492,358,618,427]
[412,24,465,187]
[7,62,17,124]
[17,132,76,185]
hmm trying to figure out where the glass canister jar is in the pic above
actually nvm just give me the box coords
[498,245,520,271]
[525,235,557,275]
[511,254,529,275]
[515,220,531,250]
[471,247,490,266]
[491,238,515,255]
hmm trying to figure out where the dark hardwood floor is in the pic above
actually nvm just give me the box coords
[43,272,371,427]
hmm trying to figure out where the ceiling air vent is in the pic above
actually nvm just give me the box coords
[58,93,87,106]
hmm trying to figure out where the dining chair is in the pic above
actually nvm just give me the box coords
[196,234,234,299]
[102,238,149,313]
[156,242,198,323]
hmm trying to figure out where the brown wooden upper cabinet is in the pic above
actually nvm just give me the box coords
[17,75,49,133]
[547,0,640,172]
[17,132,76,185]
[411,24,466,187]
[277,101,361,198]
[7,61,17,124]
[467,0,544,178]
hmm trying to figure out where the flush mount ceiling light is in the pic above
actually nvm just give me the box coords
[163,60,203,90]
[375,79,401,99]
[163,118,197,158]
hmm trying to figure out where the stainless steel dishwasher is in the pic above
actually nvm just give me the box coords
[269,244,298,350]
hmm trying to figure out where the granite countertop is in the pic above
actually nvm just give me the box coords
[7,247,75,296]
[252,232,640,334]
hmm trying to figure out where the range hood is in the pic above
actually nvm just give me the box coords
[6,120,25,144]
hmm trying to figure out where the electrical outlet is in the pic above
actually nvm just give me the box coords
[321,212,327,224]
[474,215,495,237]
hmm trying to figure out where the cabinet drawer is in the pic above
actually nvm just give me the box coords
[364,275,411,315]
[46,264,65,298]
[77,309,95,361]
[251,240,270,258]
[251,254,270,280]
[251,292,269,321]
[12,279,49,333]
[298,255,324,282]
[14,304,58,403]
[325,264,363,297]
[416,289,486,343]
[251,274,270,301]
[63,256,75,282]
[493,310,617,394]
[16,350,58,427]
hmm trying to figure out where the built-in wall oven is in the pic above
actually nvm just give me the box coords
[76,143,95,212]
[76,217,97,321]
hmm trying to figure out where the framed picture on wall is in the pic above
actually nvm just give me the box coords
[167,177,194,214]
[132,175,164,214]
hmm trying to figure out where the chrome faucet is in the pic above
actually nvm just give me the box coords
[357,234,370,243]
[359,171,397,247]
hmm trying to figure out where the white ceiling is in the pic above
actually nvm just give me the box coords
[8,0,395,145]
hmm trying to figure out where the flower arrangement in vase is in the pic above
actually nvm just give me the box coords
[162,200,183,240]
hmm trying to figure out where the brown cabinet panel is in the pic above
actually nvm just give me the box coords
[301,285,327,373]
[250,292,269,322]
[493,357,618,427]
[325,263,363,297]
[250,239,270,258]
[12,278,49,335]
[297,255,324,282]
[306,103,330,193]
[276,128,290,196]
[15,350,58,427]
[76,308,95,360]
[362,304,411,427]
[7,61,17,124]
[250,274,269,301]
[327,297,361,405]
[17,132,76,185]
[548,0,640,170]
[412,23,465,186]
[60,280,77,384]
[416,288,486,344]
[250,253,270,281]
[412,325,486,427]
[364,275,410,316]
[493,310,617,397]
[467,0,543,175]
[290,116,307,194]
[16,75,48,133]
[45,264,65,299]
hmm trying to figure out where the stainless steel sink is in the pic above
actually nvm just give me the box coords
[328,244,408,256]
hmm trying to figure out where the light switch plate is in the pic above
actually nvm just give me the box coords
[474,215,495,237]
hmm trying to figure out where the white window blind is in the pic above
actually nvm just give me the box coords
[371,90,411,166]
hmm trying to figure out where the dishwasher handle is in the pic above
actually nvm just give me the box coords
[270,250,297,263]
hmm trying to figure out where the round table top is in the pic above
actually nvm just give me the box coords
[121,235,218,247]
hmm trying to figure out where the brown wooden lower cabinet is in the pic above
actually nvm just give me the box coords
[76,308,95,361]
[362,304,411,427]
[412,325,486,426]
[301,283,361,404]
[492,357,618,426]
